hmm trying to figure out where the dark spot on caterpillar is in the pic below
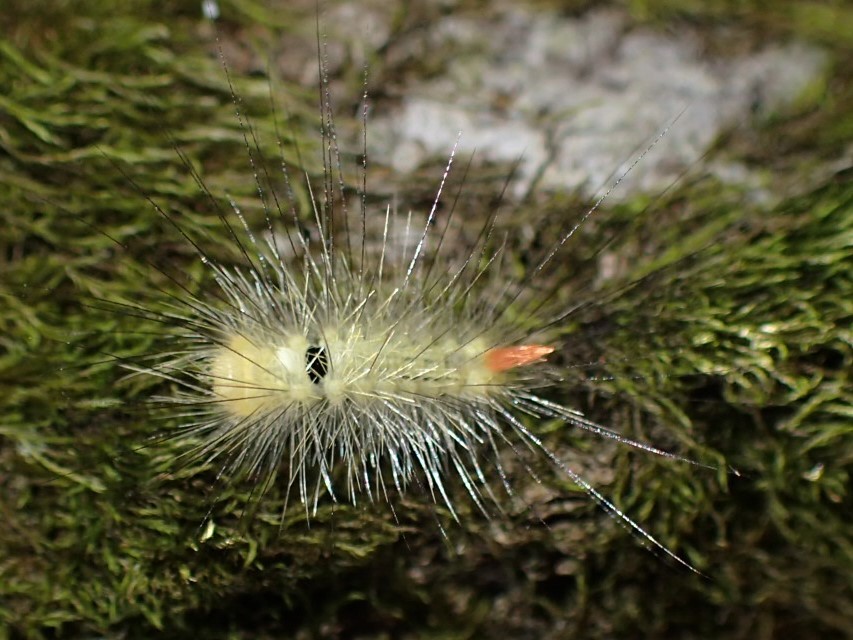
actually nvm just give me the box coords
[305,345,329,384]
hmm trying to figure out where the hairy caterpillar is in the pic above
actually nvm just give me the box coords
[23,3,807,564]
[84,5,730,574]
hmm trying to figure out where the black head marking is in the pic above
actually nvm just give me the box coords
[305,345,329,384]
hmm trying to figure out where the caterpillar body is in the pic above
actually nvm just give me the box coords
[103,37,714,578]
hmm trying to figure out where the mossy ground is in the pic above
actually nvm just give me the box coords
[1,1,851,638]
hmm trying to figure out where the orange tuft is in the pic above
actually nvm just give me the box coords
[484,345,555,373]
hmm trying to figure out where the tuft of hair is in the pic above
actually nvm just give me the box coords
[107,11,709,573]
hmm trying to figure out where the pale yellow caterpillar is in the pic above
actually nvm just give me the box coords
[94,12,716,573]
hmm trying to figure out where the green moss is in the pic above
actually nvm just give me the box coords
[1,1,851,639]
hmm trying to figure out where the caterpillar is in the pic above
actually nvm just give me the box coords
[96,6,721,571]
[45,4,736,565]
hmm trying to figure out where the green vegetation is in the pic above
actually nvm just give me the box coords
[1,1,850,638]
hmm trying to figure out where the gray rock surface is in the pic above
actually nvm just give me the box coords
[366,8,827,200]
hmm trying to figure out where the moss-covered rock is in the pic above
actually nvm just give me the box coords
[1,1,850,638]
